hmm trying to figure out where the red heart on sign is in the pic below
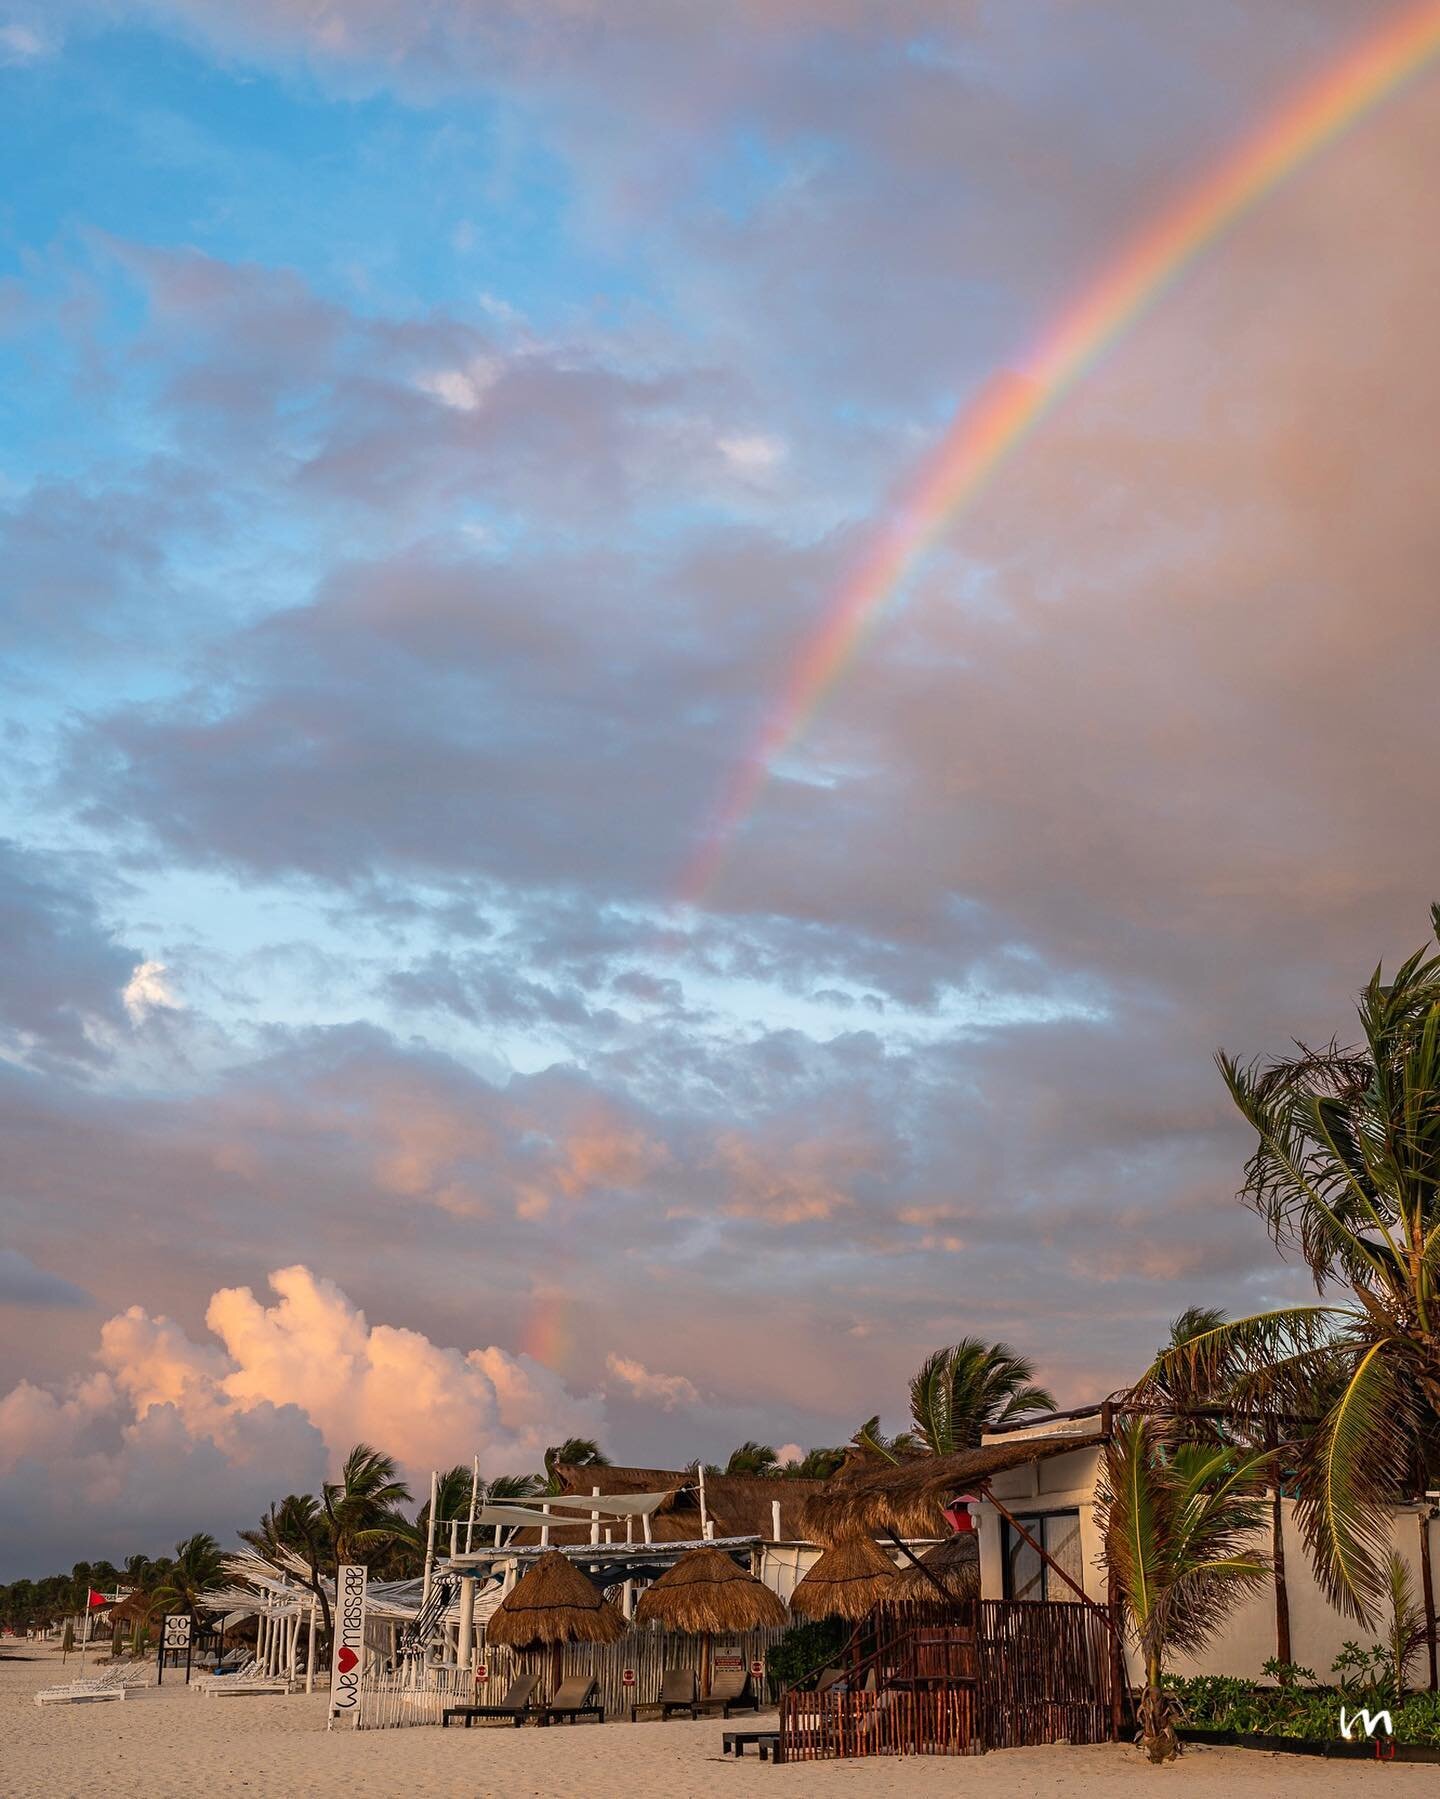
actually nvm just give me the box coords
[337,1647,358,1674]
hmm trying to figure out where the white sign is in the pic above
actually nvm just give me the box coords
[162,1615,192,1649]
[327,1565,368,1729]
[621,1667,636,1687]
[750,1659,765,1678]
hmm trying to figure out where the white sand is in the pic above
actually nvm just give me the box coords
[3,1644,1432,1798]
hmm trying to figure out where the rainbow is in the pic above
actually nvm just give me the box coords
[678,0,1440,906]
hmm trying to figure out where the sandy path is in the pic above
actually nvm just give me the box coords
[2,1647,1431,1798]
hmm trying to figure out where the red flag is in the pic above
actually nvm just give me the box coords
[88,1590,109,1608]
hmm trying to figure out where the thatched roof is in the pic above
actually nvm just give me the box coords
[633,1546,788,1634]
[484,1550,626,1648]
[789,1536,899,1621]
[107,1591,153,1626]
[800,1434,1104,1541]
[506,1463,826,1547]
[892,1532,980,1603]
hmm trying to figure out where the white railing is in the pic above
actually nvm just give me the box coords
[357,1666,470,1730]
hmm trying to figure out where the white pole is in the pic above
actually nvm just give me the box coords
[698,1462,709,1538]
[422,1468,440,1608]
[457,1577,476,1672]
[642,1505,652,1545]
[772,1499,782,1541]
[306,1599,317,1695]
[466,1455,480,1555]
[79,1595,90,1669]
[590,1484,601,1546]
[541,1502,551,1548]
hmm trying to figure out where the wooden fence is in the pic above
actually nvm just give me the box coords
[975,1598,1115,1749]
[358,1667,470,1730]
[777,1597,1116,1761]
[475,1623,788,1722]
[780,1685,977,1760]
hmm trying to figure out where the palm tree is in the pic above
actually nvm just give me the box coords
[240,1495,333,1642]
[542,1437,610,1494]
[147,1534,224,1628]
[780,1446,847,1480]
[907,1339,1057,1456]
[322,1444,414,1567]
[1149,912,1440,1623]
[1097,1417,1272,1762]
[848,1414,923,1464]
[724,1441,781,1477]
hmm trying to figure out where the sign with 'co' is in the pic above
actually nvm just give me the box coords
[327,1564,368,1730]
[162,1615,192,1649]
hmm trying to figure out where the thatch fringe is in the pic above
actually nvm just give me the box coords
[799,1434,1104,1541]
[484,1550,625,1648]
[892,1532,980,1602]
[634,1546,788,1633]
[789,1536,899,1621]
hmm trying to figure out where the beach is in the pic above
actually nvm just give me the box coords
[3,1647,1432,1799]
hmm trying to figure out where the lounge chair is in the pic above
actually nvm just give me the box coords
[631,1666,697,1722]
[34,1664,148,1706]
[815,1666,844,1694]
[535,1675,604,1725]
[442,1672,540,1728]
[696,1668,760,1718]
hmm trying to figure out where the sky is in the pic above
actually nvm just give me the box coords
[3,0,1440,1577]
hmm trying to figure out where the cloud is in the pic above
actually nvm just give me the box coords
[122,960,180,1021]
[0,840,135,1065]
[0,1251,92,1310]
[0,22,53,66]
[604,1353,699,1411]
[0,1264,604,1576]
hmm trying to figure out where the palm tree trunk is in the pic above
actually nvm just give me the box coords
[1420,1508,1437,1693]
[1267,1426,1291,1666]
[1140,1646,1178,1764]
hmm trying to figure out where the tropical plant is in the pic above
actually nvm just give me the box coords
[147,1533,225,1626]
[905,1339,1056,1457]
[542,1437,610,1493]
[240,1494,333,1641]
[1096,1416,1272,1763]
[1147,913,1440,1623]
[322,1444,414,1567]
[724,1441,781,1477]
[848,1414,922,1463]
[779,1446,847,1481]
[1383,1551,1428,1699]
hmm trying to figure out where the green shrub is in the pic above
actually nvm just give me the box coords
[765,1618,849,1693]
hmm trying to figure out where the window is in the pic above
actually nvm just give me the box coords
[1001,1510,1083,1603]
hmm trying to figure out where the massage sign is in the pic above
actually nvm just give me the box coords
[327,1565,368,1730]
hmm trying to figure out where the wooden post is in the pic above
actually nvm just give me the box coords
[306,1599,317,1695]
[1421,1505,1438,1693]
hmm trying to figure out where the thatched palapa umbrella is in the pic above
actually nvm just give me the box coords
[485,1550,625,1697]
[634,1545,787,1695]
[789,1535,899,1621]
[891,1531,980,1603]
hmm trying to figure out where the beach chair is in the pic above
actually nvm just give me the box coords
[34,1665,138,1706]
[194,1658,258,1692]
[535,1675,604,1725]
[441,1671,540,1728]
[202,1661,293,1697]
[632,1666,697,1722]
[696,1668,760,1719]
[815,1665,844,1694]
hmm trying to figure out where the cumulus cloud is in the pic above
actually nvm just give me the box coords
[0,1264,604,1576]
[605,1353,699,1411]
